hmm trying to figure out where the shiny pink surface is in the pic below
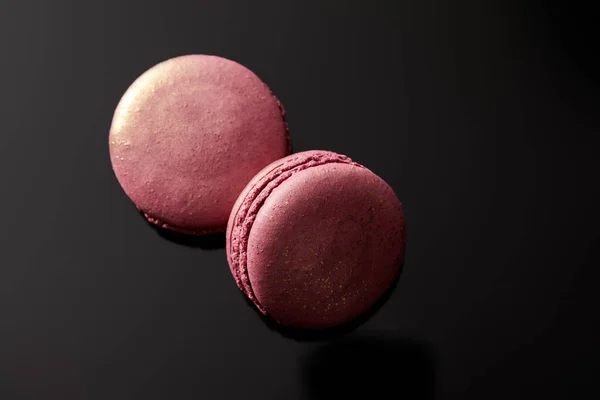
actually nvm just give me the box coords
[109,55,289,233]
[227,151,405,329]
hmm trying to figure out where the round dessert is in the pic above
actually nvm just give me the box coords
[109,54,290,234]
[227,150,406,329]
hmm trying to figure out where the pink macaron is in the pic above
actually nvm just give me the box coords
[227,150,406,329]
[109,54,290,234]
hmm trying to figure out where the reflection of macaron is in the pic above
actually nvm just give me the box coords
[109,55,290,235]
[227,150,406,329]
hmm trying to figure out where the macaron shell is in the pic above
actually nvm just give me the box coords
[109,55,289,233]
[231,152,405,329]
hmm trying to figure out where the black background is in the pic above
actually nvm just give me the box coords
[1,1,598,399]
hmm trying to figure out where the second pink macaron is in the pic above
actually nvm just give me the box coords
[227,150,406,329]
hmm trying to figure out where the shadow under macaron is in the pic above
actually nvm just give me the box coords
[139,211,226,250]
[241,261,405,341]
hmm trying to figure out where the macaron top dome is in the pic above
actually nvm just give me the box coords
[109,54,289,233]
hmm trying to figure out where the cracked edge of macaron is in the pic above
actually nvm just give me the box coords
[270,92,292,155]
[141,209,226,236]
[228,151,364,319]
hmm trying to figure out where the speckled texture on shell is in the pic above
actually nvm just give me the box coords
[109,54,290,234]
[227,151,406,329]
